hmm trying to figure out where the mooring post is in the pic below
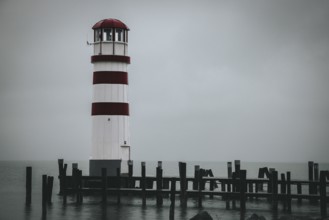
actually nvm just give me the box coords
[320,171,327,218]
[47,176,54,204]
[314,163,319,195]
[101,168,107,204]
[226,179,230,210]
[62,167,67,205]
[77,170,83,204]
[234,160,240,175]
[286,171,292,213]
[257,167,264,192]
[117,168,121,204]
[141,162,146,206]
[239,170,247,211]
[179,162,187,208]
[308,161,314,201]
[42,175,48,215]
[156,166,163,206]
[128,160,133,188]
[281,173,286,211]
[25,166,32,205]
[58,159,64,194]
[232,172,237,209]
[169,179,176,220]
[198,169,203,208]
[248,182,253,201]
[193,165,200,190]
[227,162,233,178]
[271,171,278,211]
[297,183,302,204]
[72,163,78,178]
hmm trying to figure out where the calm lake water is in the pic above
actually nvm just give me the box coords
[0,160,328,220]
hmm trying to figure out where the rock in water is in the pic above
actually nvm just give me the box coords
[190,211,213,220]
[247,214,266,220]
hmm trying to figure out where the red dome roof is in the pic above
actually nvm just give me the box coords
[92,18,129,30]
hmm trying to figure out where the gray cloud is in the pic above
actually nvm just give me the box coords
[1,0,329,162]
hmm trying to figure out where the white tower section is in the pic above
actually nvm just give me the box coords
[90,19,131,176]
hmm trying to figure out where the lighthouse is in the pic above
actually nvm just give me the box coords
[89,18,131,176]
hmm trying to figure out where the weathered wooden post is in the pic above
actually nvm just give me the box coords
[297,183,302,204]
[234,160,240,174]
[280,173,286,211]
[198,170,203,208]
[239,170,247,211]
[47,176,54,204]
[128,160,133,188]
[156,166,163,206]
[271,171,278,211]
[25,166,32,205]
[42,175,48,215]
[58,159,64,194]
[169,179,176,220]
[232,172,237,209]
[141,162,146,206]
[320,171,327,218]
[72,163,78,175]
[101,168,107,204]
[308,161,314,202]
[193,165,200,190]
[314,163,319,195]
[78,170,83,204]
[227,162,233,178]
[286,171,292,213]
[179,162,187,208]
[117,168,121,204]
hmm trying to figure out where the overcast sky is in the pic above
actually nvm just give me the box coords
[0,0,328,162]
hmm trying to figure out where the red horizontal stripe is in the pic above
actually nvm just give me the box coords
[92,102,129,116]
[93,71,128,84]
[91,55,130,64]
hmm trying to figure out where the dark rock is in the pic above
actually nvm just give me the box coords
[247,214,266,220]
[190,211,213,220]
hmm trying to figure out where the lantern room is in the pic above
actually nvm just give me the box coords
[92,18,129,56]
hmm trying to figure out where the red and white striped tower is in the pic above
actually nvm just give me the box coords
[89,18,131,176]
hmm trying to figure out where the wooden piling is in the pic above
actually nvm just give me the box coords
[227,162,232,178]
[308,161,314,201]
[286,171,292,213]
[179,162,187,207]
[281,173,286,210]
[234,160,240,174]
[271,171,278,211]
[47,176,54,204]
[62,168,67,205]
[239,170,247,211]
[72,163,78,175]
[314,163,319,195]
[156,166,163,206]
[25,166,32,205]
[169,179,176,220]
[101,168,107,204]
[128,160,133,188]
[198,170,203,208]
[320,171,327,218]
[117,168,121,204]
[297,183,302,204]
[42,175,47,215]
[141,162,146,206]
[193,165,200,190]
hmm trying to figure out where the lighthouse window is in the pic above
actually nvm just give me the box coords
[115,28,123,42]
[95,29,102,42]
[103,28,113,41]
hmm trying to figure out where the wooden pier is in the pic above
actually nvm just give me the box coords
[28,160,329,218]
